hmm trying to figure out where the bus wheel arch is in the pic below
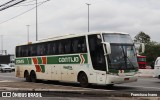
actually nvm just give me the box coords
[78,71,89,87]
[30,70,37,83]
[24,70,31,82]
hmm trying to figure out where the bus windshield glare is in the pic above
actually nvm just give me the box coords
[103,34,138,70]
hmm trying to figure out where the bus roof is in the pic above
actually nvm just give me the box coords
[16,32,129,46]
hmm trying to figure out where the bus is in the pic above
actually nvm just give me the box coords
[15,32,139,87]
[137,55,147,69]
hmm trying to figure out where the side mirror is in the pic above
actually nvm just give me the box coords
[102,42,111,55]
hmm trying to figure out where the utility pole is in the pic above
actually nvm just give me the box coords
[26,25,30,43]
[36,0,38,41]
[86,3,91,32]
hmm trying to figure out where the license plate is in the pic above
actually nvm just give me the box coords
[124,78,129,81]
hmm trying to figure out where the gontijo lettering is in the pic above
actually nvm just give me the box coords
[59,57,79,63]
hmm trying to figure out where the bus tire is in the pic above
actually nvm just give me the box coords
[78,72,89,88]
[24,71,31,82]
[30,71,37,83]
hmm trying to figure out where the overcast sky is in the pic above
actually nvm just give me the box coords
[0,0,160,54]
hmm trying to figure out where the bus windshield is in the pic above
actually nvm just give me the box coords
[103,34,138,70]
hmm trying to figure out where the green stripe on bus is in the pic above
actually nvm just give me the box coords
[37,57,42,64]
[28,58,32,64]
[83,54,88,63]
[16,58,32,65]
[16,54,88,65]
[47,55,81,64]
[40,65,45,73]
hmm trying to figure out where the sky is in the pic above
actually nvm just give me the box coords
[0,0,160,54]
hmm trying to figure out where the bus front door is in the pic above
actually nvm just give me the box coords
[88,34,107,84]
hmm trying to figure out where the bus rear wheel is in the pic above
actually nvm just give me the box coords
[24,71,31,82]
[79,73,89,88]
[30,71,37,83]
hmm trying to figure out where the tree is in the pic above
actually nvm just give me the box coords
[134,32,160,69]
[134,31,150,44]
[143,42,160,69]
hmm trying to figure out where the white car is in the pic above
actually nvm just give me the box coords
[154,57,160,78]
[9,63,15,71]
[0,64,12,72]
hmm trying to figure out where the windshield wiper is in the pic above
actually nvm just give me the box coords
[126,55,135,69]
[121,46,135,69]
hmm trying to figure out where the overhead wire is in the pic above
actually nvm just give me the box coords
[20,0,36,4]
[14,1,46,7]
[0,0,26,11]
[0,0,50,25]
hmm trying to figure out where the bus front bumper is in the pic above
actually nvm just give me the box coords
[106,74,138,84]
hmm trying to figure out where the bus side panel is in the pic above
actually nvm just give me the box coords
[16,65,24,78]
[16,65,35,78]
[76,64,97,84]
[35,65,52,80]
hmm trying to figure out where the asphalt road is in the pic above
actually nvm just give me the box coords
[0,72,160,99]
[0,72,160,91]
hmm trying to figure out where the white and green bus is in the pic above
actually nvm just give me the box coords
[15,32,139,87]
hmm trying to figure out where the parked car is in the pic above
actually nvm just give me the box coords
[0,64,12,72]
[9,63,15,71]
[154,57,160,78]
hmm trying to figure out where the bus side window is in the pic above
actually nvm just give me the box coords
[78,37,87,53]
[28,46,31,56]
[16,46,21,57]
[82,38,87,53]
[52,42,58,55]
[23,46,28,57]
[58,41,65,54]
[31,45,37,56]
[37,44,41,56]
[72,37,87,53]
[47,43,51,55]
[64,39,71,54]
[72,39,78,53]
[43,43,47,55]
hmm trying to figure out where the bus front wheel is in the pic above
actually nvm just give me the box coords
[79,73,89,88]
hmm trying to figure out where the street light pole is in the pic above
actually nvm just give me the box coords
[86,3,91,32]
[36,0,38,41]
[0,35,3,55]
[26,25,30,43]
